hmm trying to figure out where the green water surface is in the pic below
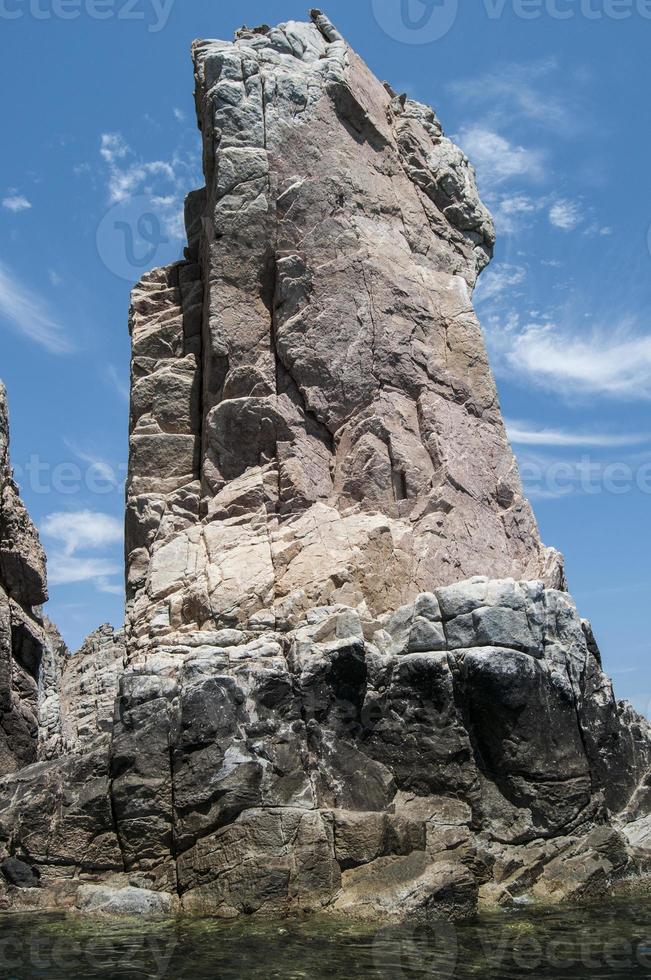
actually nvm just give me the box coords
[1,897,651,978]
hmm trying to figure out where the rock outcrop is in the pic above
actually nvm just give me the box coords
[0,11,649,921]
[0,384,63,773]
[58,625,125,755]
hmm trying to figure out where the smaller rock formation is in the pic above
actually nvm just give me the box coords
[58,625,125,754]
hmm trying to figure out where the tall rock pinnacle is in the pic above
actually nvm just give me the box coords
[126,10,563,656]
[0,12,649,921]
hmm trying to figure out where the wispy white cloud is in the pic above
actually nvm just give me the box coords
[98,131,198,241]
[41,509,123,593]
[100,132,130,166]
[107,159,176,206]
[106,364,130,402]
[475,263,527,303]
[63,439,121,490]
[584,223,612,238]
[48,270,62,287]
[2,194,32,213]
[492,316,651,400]
[173,108,185,122]
[448,59,575,133]
[506,420,650,448]
[491,194,545,235]
[48,555,122,587]
[455,126,545,188]
[97,576,124,596]
[41,510,123,556]
[0,260,73,354]
[549,199,583,231]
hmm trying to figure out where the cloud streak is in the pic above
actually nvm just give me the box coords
[0,260,73,354]
[47,555,122,587]
[41,510,123,556]
[455,126,545,188]
[41,509,123,593]
[448,59,571,131]
[506,321,651,400]
[506,420,650,448]
[475,263,527,303]
[98,131,200,241]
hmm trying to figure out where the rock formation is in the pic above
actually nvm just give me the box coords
[0,10,650,920]
[0,384,62,772]
[58,625,125,754]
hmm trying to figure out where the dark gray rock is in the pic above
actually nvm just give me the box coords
[1,856,39,888]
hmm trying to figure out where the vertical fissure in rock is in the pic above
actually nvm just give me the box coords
[391,468,407,502]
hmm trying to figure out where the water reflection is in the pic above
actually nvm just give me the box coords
[1,897,651,978]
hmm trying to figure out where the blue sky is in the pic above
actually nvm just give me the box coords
[1,0,649,711]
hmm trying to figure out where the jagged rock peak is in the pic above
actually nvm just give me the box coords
[126,10,563,660]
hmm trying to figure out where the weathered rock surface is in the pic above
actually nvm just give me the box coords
[76,882,177,917]
[58,625,125,754]
[0,575,649,918]
[124,10,565,660]
[0,11,649,922]
[0,384,65,774]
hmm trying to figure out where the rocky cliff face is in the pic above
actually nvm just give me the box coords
[0,384,63,772]
[0,10,649,920]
